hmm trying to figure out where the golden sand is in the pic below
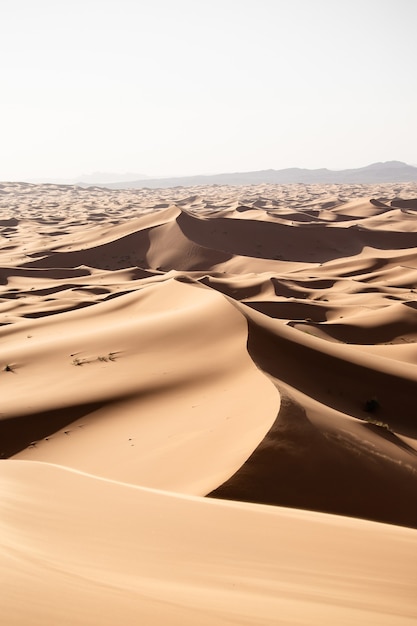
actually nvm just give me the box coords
[1,181,417,624]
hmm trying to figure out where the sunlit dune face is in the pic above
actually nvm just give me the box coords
[1,181,417,625]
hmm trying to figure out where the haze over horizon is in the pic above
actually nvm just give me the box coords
[2,0,416,182]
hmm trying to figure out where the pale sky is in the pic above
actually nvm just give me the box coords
[1,0,416,181]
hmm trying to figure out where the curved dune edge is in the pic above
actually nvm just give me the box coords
[209,303,417,528]
[1,182,417,624]
[1,460,416,626]
[7,278,279,494]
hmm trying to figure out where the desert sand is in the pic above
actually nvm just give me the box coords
[1,181,416,624]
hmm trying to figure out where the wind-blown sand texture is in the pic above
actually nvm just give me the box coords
[1,181,417,624]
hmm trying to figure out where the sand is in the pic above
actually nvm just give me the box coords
[1,180,417,624]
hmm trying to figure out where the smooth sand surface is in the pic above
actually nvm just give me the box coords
[1,181,417,624]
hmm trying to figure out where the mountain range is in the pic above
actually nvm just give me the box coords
[98,161,417,189]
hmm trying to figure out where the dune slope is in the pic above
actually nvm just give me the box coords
[1,460,416,626]
[1,181,417,624]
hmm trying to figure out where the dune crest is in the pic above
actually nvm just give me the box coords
[1,181,417,624]
[8,279,278,493]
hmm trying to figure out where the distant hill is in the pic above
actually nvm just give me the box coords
[102,161,417,189]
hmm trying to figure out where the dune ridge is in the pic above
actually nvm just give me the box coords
[1,181,417,624]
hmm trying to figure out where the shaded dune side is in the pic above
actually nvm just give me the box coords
[0,266,92,284]
[21,225,155,270]
[0,402,105,458]
[162,198,417,527]
[308,301,417,345]
[5,279,279,494]
[20,207,233,273]
[1,184,417,531]
[209,391,417,528]
[391,198,417,209]
[209,306,417,528]
[175,206,417,262]
[245,301,417,431]
[19,202,417,279]
[238,308,417,431]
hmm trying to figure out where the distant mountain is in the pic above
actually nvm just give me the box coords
[103,161,417,189]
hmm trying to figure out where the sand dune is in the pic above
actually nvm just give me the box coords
[1,181,417,624]
[2,460,416,626]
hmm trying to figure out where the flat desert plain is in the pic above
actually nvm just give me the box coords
[1,181,417,625]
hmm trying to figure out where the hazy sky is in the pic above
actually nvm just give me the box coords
[1,0,416,180]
